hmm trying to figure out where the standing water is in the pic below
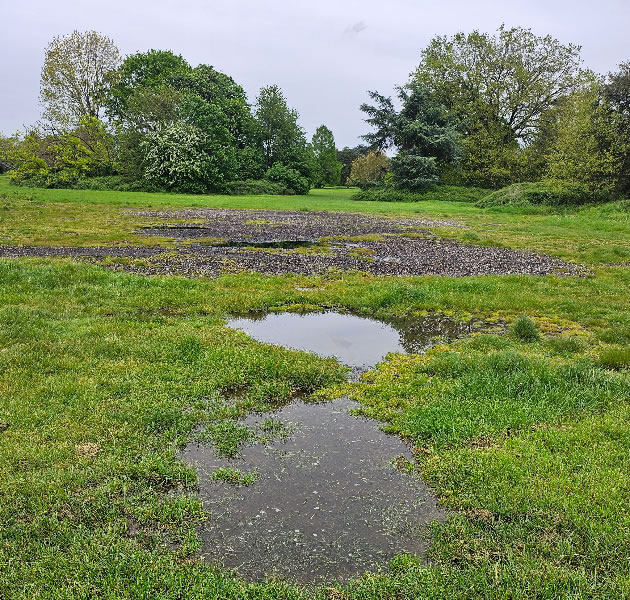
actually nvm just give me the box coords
[181,312,474,583]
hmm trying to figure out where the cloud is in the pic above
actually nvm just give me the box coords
[345,20,367,35]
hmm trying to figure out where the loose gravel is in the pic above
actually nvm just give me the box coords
[0,208,585,278]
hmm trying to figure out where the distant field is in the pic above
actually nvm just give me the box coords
[1,177,629,598]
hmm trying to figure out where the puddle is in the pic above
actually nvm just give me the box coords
[227,311,474,370]
[181,397,443,584]
[216,240,318,249]
[181,312,473,583]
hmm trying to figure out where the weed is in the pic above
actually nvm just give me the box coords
[511,314,540,342]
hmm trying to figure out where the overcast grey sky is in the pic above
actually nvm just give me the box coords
[1,0,628,147]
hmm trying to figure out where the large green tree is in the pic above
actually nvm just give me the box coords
[311,125,342,187]
[254,85,310,176]
[360,81,460,190]
[604,61,630,194]
[106,50,251,187]
[413,26,582,186]
[40,30,121,131]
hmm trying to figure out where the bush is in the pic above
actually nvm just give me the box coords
[352,188,424,202]
[264,163,310,195]
[476,181,597,208]
[351,185,490,203]
[511,315,541,342]
[221,179,288,195]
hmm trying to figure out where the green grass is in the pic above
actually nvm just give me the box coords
[1,178,630,597]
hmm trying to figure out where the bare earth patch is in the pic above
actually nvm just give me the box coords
[0,208,585,277]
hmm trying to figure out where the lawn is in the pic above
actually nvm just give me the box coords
[0,178,629,598]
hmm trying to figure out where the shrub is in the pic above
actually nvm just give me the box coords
[264,162,310,195]
[69,176,165,192]
[348,151,390,189]
[221,179,288,195]
[511,315,540,342]
[352,185,489,203]
[476,181,597,208]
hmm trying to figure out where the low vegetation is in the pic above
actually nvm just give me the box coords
[1,15,629,600]
[352,185,489,203]
[0,178,629,597]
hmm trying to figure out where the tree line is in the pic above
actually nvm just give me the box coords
[1,31,342,194]
[1,26,629,201]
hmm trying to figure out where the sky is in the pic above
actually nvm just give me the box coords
[1,0,629,148]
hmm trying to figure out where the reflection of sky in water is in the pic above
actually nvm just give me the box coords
[228,311,473,368]
[229,312,403,368]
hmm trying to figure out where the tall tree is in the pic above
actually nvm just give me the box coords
[311,125,342,186]
[106,50,189,122]
[40,30,121,131]
[360,81,460,190]
[413,26,582,186]
[254,85,309,175]
[604,61,630,194]
[338,145,369,185]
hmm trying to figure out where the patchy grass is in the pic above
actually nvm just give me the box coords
[1,179,630,597]
[211,467,258,486]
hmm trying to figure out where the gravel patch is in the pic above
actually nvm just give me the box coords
[0,209,585,278]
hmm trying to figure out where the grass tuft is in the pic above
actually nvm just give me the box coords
[511,314,541,342]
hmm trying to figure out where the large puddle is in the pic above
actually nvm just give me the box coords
[181,312,474,583]
[227,311,474,372]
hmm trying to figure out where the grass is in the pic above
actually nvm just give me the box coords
[0,178,629,597]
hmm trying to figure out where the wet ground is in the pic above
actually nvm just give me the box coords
[0,208,585,277]
[180,312,478,583]
[228,311,476,371]
[182,398,443,584]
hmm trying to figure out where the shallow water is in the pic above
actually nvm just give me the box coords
[181,312,473,583]
[227,311,473,370]
[181,397,444,583]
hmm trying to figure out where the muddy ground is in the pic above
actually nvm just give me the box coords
[0,208,585,277]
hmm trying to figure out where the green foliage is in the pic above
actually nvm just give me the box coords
[456,126,521,188]
[351,185,489,203]
[349,151,390,188]
[254,85,310,177]
[311,125,342,187]
[141,120,236,193]
[414,26,582,186]
[9,117,116,188]
[361,82,460,190]
[264,162,310,195]
[70,175,163,192]
[604,61,630,195]
[337,145,369,185]
[511,315,541,342]
[0,134,18,174]
[477,181,595,208]
[221,179,287,195]
[106,49,190,122]
[40,30,121,130]
[351,188,425,202]
[598,346,630,370]
[544,78,625,196]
